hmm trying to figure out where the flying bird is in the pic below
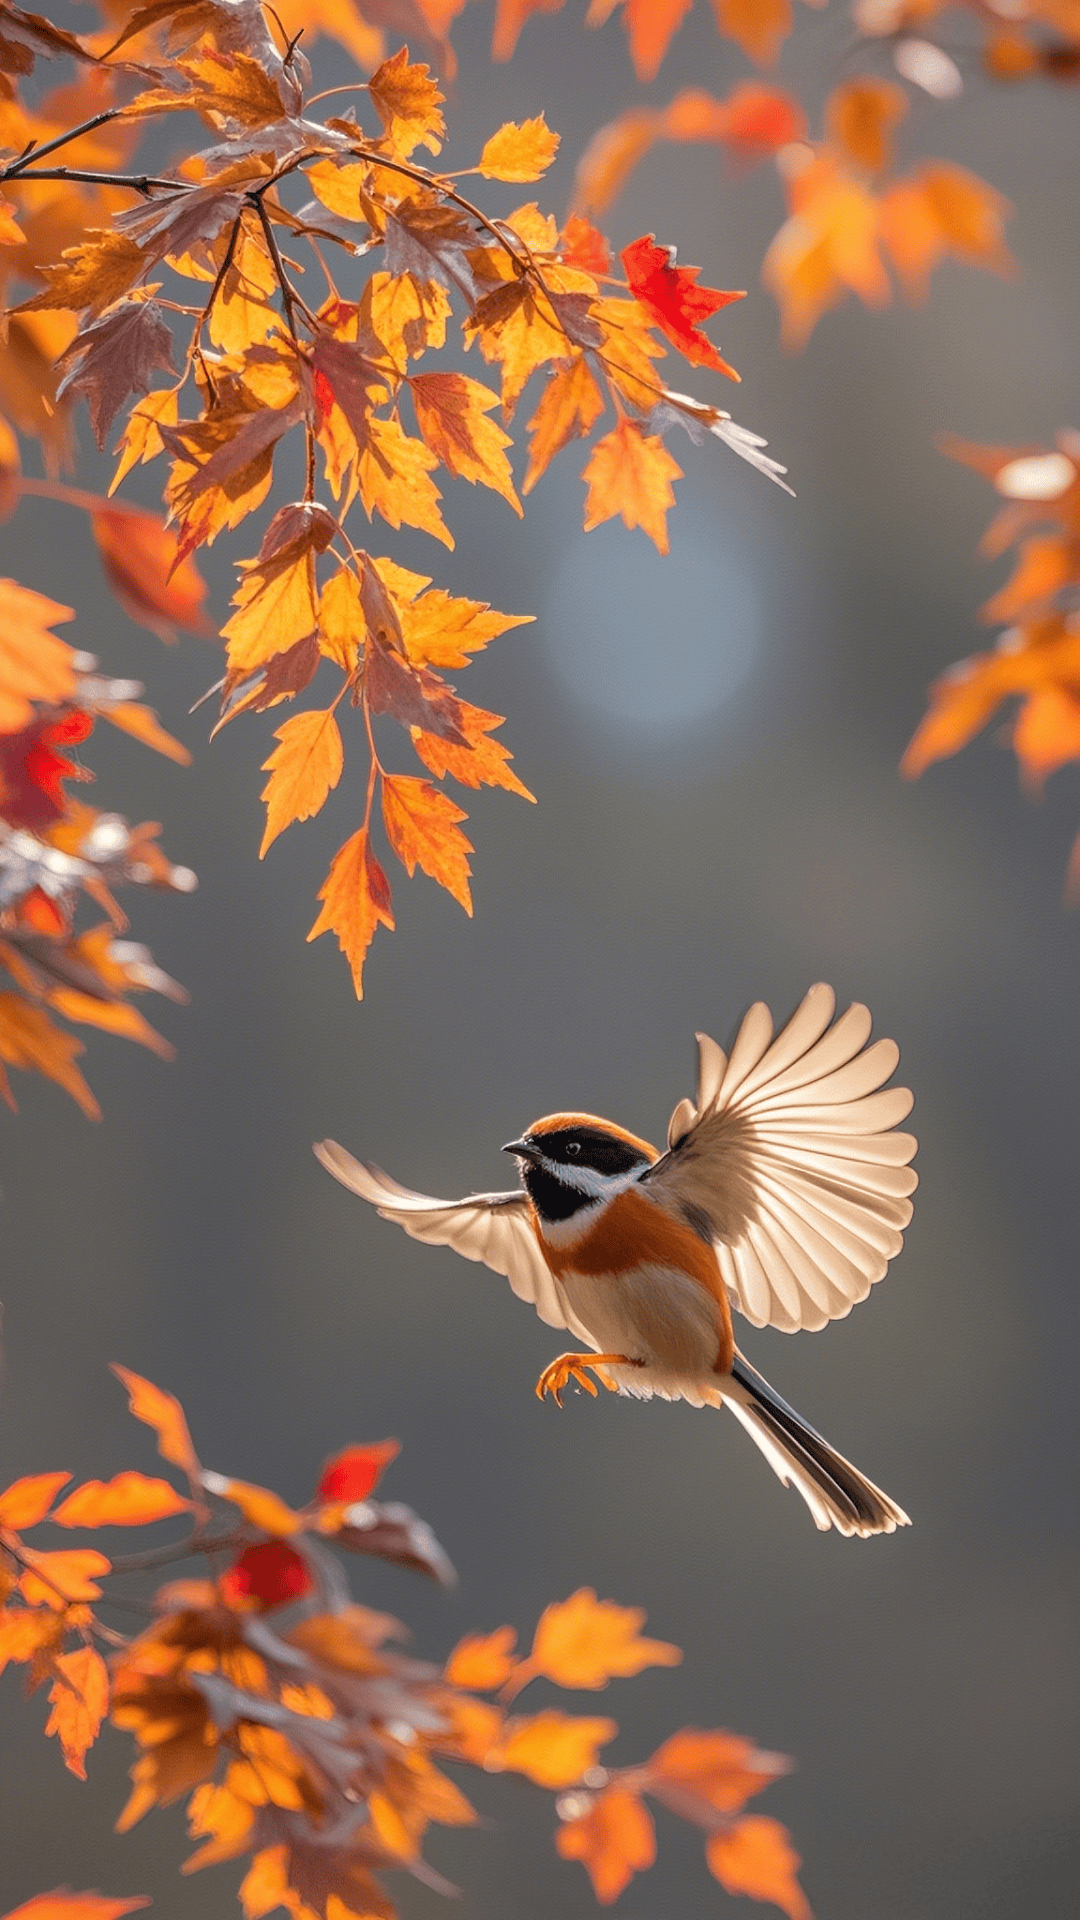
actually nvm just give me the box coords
[315,984,917,1538]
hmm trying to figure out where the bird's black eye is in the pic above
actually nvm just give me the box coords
[565,1141,581,1157]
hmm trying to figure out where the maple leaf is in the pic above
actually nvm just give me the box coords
[714,0,792,64]
[491,0,566,60]
[0,710,94,834]
[763,153,890,346]
[18,1547,111,1608]
[445,1626,518,1691]
[92,508,213,642]
[382,197,479,302]
[0,1897,150,1920]
[582,420,683,553]
[357,416,453,547]
[495,1709,617,1788]
[478,116,560,181]
[410,371,521,511]
[825,78,908,175]
[0,993,99,1117]
[880,163,1013,299]
[51,1474,190,1528]
[410,702,534,799]
[19,232,148,321]
[621,233,744,374]
[0,1471,71,1528]
[220,1542,313,1609]
[0,1606,70,1677]
[381,773,473,909]
[111,390,180,493]
[111,1366,202,1483]
[706,1816,811,1920]
[508,1588,682,1695]
[57,302,175,450]
[369,47,446,158]
[307,827,395,997]
[315,1441,400,1503]
[125,47,293,132]
[561,216,611,274]
[202,1474,303,1535]
[0,579,76,732]
[524,354,605,492]
[259,710,345,856]
[44,1645,110,1778]
[556,1787,657,1902]
[647,1727,792,1814]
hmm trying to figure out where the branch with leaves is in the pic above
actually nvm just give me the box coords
[0,1365,811,1920]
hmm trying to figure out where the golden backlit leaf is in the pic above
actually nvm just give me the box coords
[111,389,180,494]
[222,551,319,677]
[445,1625,518,1690]
[401,588,532,668]
[369,47,446,158]
[706,1816,812,1920]
[496,1709,617,1788]
[381,773,473,910]
[478,116,560,182]
[45,1645,110,1778]
[410,371,522,511]
[0,1471,71,1529]
[0,994,99,1118]
[1,1896,150,1920]
[825,78,907,175]
[582,420,683,553]
[517,1588,682,1692]
[45,992,173,1062]
[0,1604,68,1675]
[713,0,792,64]
[207,1477,303,1536]
[20,231,147,319]
[110,1366,201,1481]
[18,1548,111,1608]
[307,827,395,998]
[52,1474,190,1529]
[357,416,453,548]
[649,1727,791,1810]
[0,579,76,734]
[100,703,191,766]
[260,709,345,856]
[524,355,605,493]
[556,1788,657,1903]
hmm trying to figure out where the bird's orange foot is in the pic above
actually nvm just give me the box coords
[535,1353,631,1406]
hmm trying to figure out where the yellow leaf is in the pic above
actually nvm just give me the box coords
[223,552,319,676]
[401,589,532,668]
[496,1709,617,1788]
[478,115,560,182]
[515,1588,682,1692]
[111,387,179,493]
[356,416,453,548]
[582,420,683,553]
[825,79,907,175]
[369,47,446,158]
[0,579,76,734]
[381,774,473,911]
[307,828,395,999]
[410,371,522,512]
[524,355,605,493]
[260,709,345,855]
[45,1645,109,1778]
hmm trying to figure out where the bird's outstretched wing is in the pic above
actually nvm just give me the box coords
[314,1141,572,1332]
[642,983,918,1334]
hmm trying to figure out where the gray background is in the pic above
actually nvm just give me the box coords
[2,6,1080,1919]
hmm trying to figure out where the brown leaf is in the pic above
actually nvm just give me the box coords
[381,774,472,910]
[259,709,344,856]
[383,197,479,301]
[57,301,175,450]
[307,828,394,998]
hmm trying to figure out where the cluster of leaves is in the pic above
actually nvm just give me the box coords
[575,75,1011,346]
[0,1,784,1010]
[0,1366,810,1920]
[903,434,1080,898]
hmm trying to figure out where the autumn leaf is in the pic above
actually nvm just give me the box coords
[307,828,395,998]
[706,1816,812,1920]
[369,48,445,158]
[0,1605,68,1676]
[45,1646,110,1778]
[648,1727,792,1812]
[51,1474,190,1529]
[316,1441,400,1504]
[714,0,792,65]
[825,78,907,175]
[0,579,77,733]
[400,586,533,669]
[620,0,695,80]
[219,1542,314,1610]
[556,1788,657,1902]
[478,116,560,181]
[491,0,567,61]
[582,420,683,553]
[508,1588,682,1694]
[0,1471,71,1528]
[495,1709,617,1788]
[91,508,213,642]
[410,372,522,512]
[381,774,473,910]
[98,704,191,766]
[18,1548,111,1608]
[20,231,148,321]
[0,995,100,1118]
[0,1896,150,1920]
[202,1474,303,1536]
[57,301,175,450]
[524,355,605,493]
[445,1626,518,1691]
[259,710,345,856]
[110,1366,201,1483]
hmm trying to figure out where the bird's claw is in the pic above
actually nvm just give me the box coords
[535,1353,626,1406]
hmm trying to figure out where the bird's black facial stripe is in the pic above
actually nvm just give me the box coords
[531,1126,651,1177]
[522,1164,593,1221]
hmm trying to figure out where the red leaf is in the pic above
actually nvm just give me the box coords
[316,1441,400,1505]
[220,1541,313,1610]
[621,233,745,376]
[0,710,94,832]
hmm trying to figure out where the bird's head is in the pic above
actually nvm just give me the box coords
[502,1113,657,1222]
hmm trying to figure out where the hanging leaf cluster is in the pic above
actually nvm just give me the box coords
[903,433,1080,898]
[0,1366,811,1920]
[0,6,786,1009]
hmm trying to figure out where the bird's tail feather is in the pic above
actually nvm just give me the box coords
[723,1353,909,1538]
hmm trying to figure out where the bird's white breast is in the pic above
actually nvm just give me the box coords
[557,1259,723,1405]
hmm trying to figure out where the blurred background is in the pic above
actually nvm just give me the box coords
[2,6,1080,1918]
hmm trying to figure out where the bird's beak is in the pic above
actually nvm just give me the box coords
[503,1138,541,1162]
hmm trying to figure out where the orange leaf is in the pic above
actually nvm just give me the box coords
[259,710,344,857]
[18,1549,111,1608]
[825,79,907,174]
[0,1604,66,1674]
[1,1896,150,1920]
[901,655,1013,777]
[706,1815,812,1920]
[496,1709,616,1788]
[980,536,1073,623]
[0,579,76,734]
[400,588,532,669]
[203,1475,302,1536]
[381,774,473,911]
[880,163,1011,300]
[410,372,522,513]
[369,48,445,159]
[649,1727,792,1810]
[100,703,191,766]
[491,0,566,61]
[445,1626,519,1691]
[45,1645,110,1778]
[582,421,683,554]
[556,1788,656,1902]
[45,992,173,1062]
[0,995,99,1119]
[712,0,792,64]
[111,1366,201,1482]
[0,1472,71,1529]
[620,0,695,80]
[571,107,663,217]
[524,355,605,494]
[307,828,395,999]
[52,1474,190,1529]
[1013,686,1080,791]
[478,116,560,182]
[91,509,213,641]
[519,1588,682,1692]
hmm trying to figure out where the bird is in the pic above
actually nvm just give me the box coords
[315,983,917,1539]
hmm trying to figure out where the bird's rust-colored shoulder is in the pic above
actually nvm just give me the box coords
[526,1112,660,1161]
